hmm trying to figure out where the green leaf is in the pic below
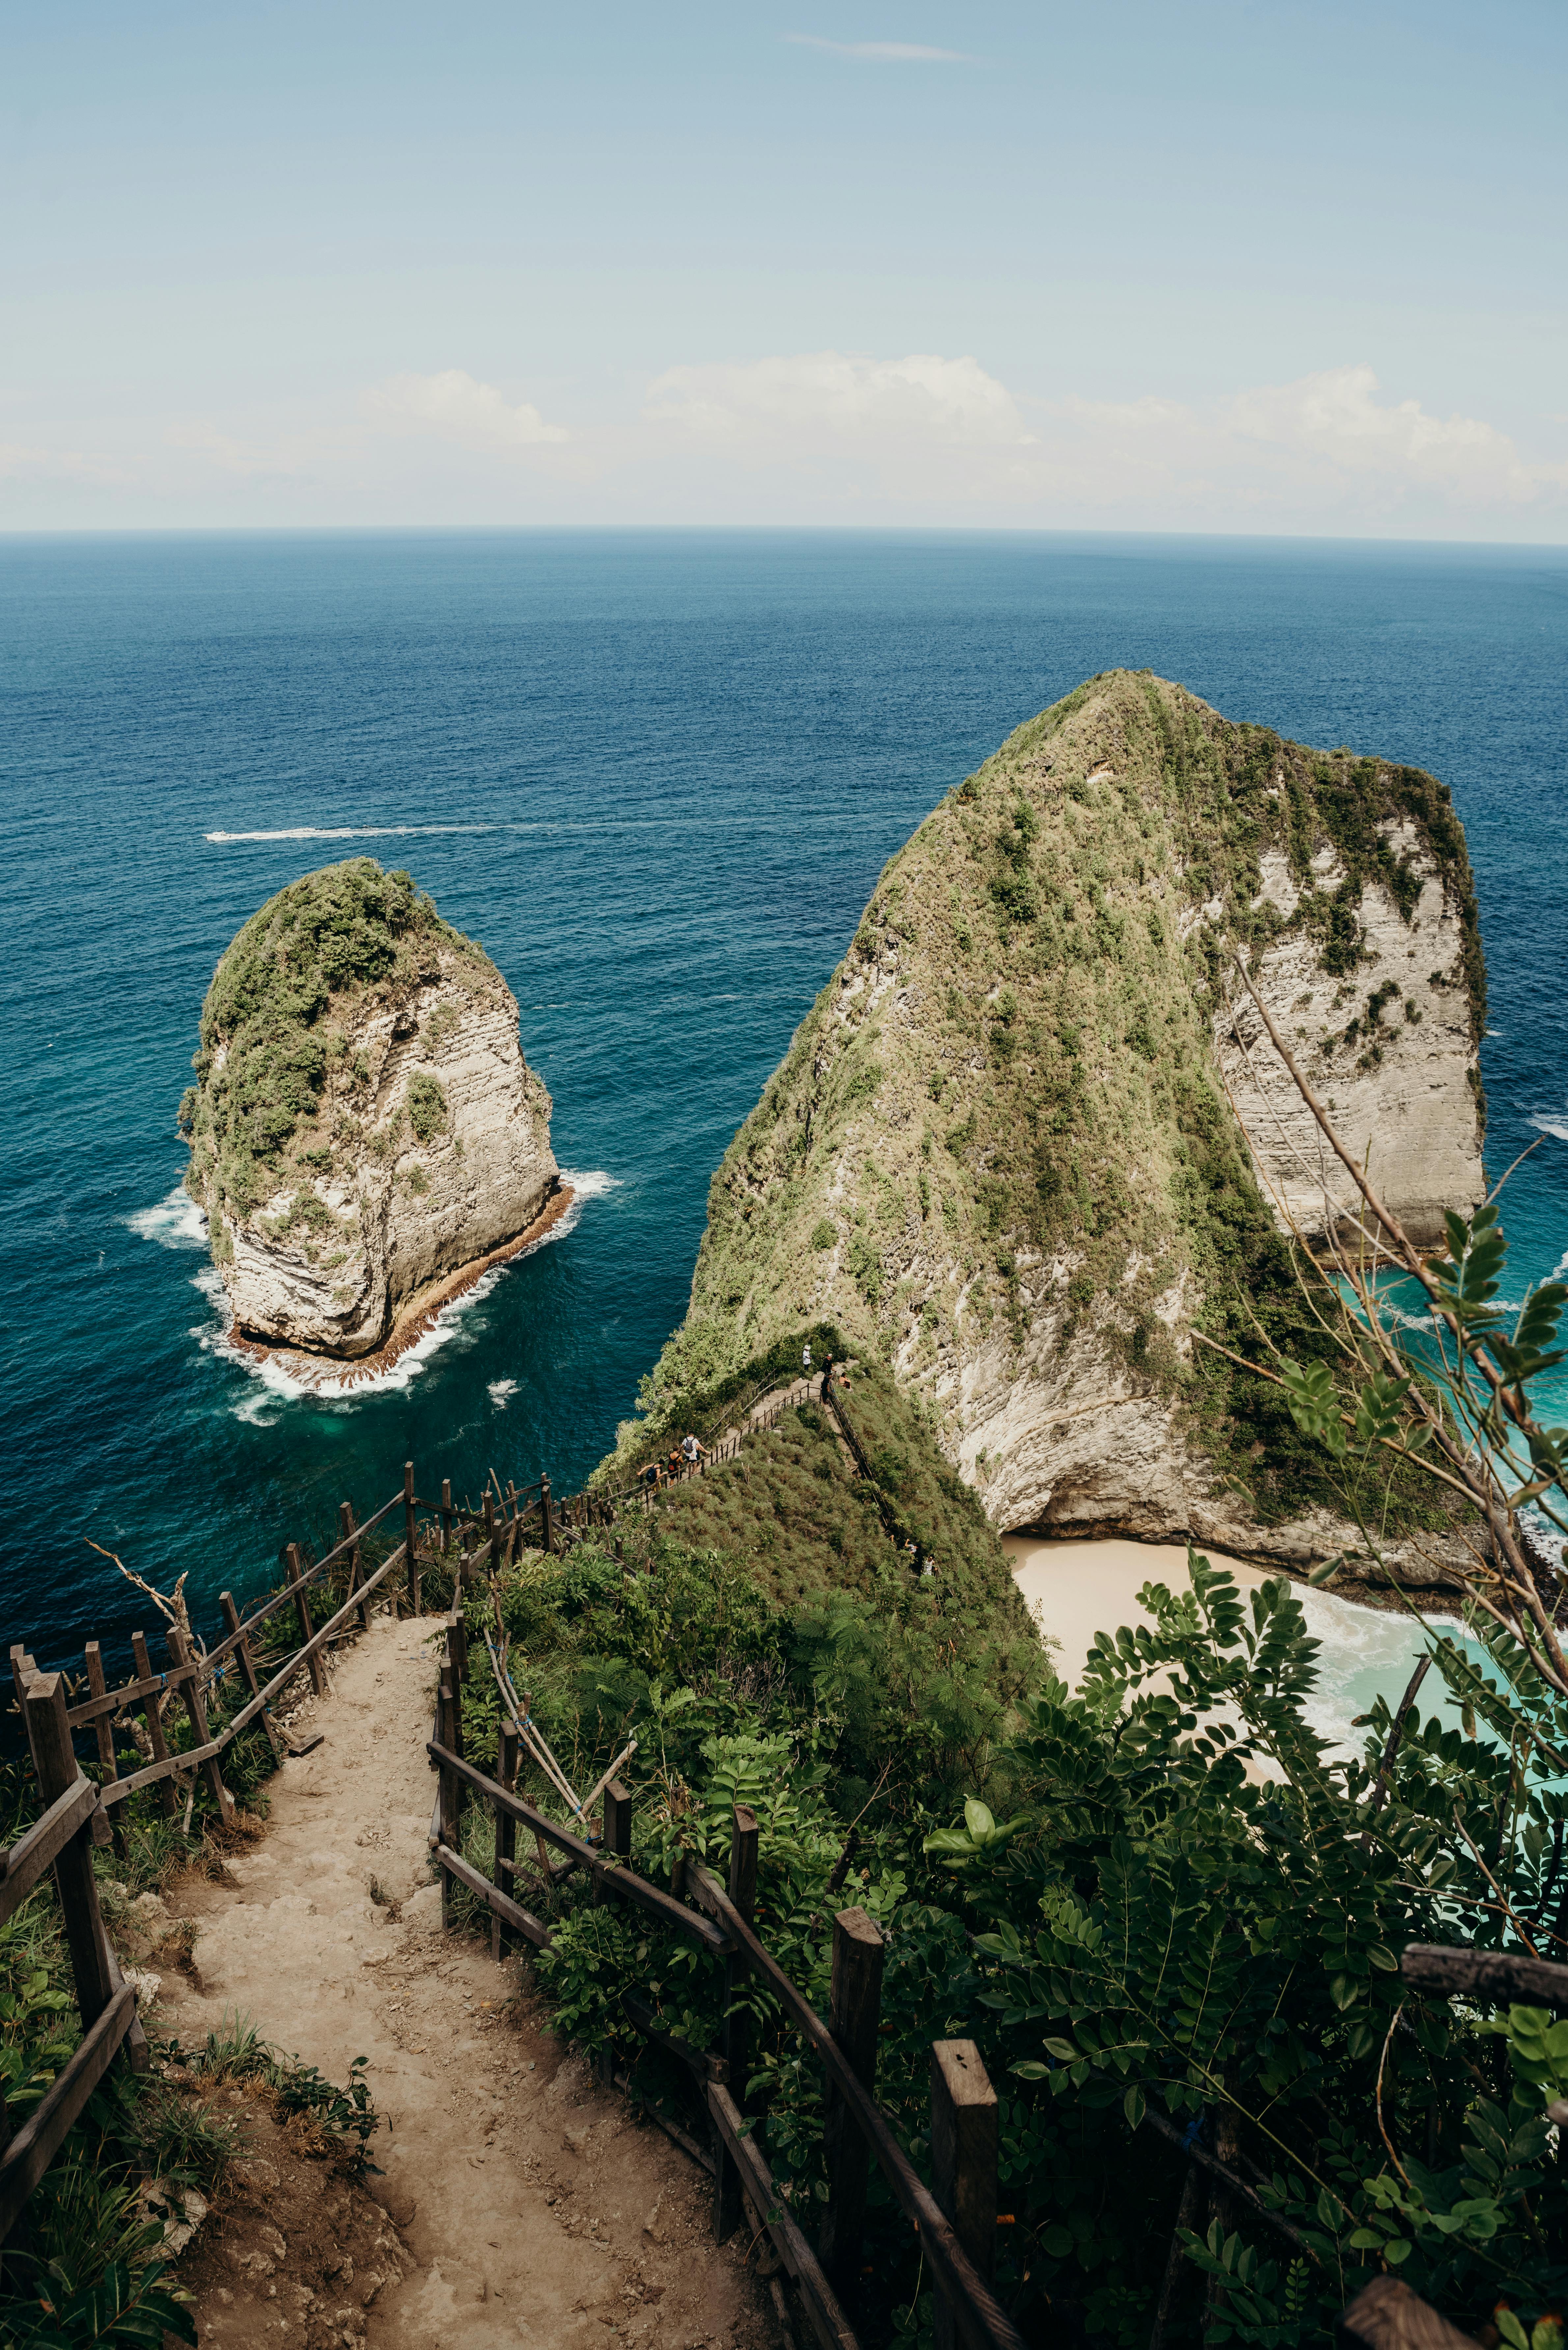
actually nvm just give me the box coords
[1279,1358,1348,1457]
[964,1796,996,1840]
[1124,2086,1146,2130]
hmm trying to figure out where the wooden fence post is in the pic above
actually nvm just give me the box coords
[404,1462,420,1615]
[437,1665,459,1928]
[23,1675,116,2032]
[591,1779,635,2087]
[441,1479,453,1555]
[166,1626,234,1829]
[492,1724,519,1963]
[1338,2277,1483,2350]
[286,1544,329,1698]
[9,1648,39,1776]
[818,1906,885,2284]
[129,1631,178,1819]
[930,2040,998,2350]
[82,1644,124,1856]
[340,1501,370,1632]
[445,1624,466,1828]
[540,1473,554,1557]
[713,1803,759,2242]
[484,1490,499,1578]
[603,1779,633,1865]
[219,1593,283,1761]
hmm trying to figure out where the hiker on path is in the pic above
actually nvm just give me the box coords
[681,1431,708,1471]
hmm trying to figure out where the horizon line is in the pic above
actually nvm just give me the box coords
[1,520,1566,555]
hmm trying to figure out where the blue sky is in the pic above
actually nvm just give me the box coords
[4,1,1565,535]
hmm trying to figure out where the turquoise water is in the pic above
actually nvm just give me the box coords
[2,529,1566,1681]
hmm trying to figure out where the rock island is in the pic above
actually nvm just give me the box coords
[181,859,560,1372]
[623,669,1486,1576]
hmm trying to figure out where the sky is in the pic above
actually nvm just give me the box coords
[4,1,1566,538]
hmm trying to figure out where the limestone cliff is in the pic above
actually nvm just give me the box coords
[625,672,1486,1565]
[181,860,558,1361]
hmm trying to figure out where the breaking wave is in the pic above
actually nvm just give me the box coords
[125,1185,207,1249]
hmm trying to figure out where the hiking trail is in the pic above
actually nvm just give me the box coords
[152,1614,782,2350]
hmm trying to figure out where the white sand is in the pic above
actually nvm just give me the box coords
[1004,1533,1476,1773]
[1005,1534,1269,1689]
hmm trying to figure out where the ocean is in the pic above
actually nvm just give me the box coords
[3,528,1566,1729]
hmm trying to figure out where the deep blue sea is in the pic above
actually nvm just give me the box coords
[3,529,1566,1711]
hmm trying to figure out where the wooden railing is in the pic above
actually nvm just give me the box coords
[12,1483,422,1834]
[0,1673,148,2258]
[585,1367,938,1573]
[0,1465,445,2253]
[588,1370,827,1513]
[423,1614,1024,2350]
[1,1432,1544,2335]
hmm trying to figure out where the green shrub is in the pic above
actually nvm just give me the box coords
[407,1072,449,1145]
[846,1233,883,1307]
[182,858,489,1219]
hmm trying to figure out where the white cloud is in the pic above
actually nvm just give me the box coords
[6,355,1565,536]
[1048,364,1568,519]
[631,352,1568,529]
[784,35,974,60]
[366,369,567,451]
[1224,364,1546,501]
[645,350,1029,449]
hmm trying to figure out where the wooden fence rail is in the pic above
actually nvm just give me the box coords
[0,1422,1521,2347]
[0,1462,444,2252]
[0,1674,147,2259]
[423,1612,1026,2350]
[0,1399,822,2268]
[422,1620,1510,2350]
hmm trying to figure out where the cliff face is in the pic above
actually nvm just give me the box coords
[626,672,1486,1563]
[182,861,558,1361]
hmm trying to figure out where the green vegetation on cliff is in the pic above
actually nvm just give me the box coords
[617,670,1484,1540]
[179,858,493,1224]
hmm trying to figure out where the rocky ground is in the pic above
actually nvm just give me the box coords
[134,1615,782,2350]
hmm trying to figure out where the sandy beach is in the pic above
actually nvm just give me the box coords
[1005,1534,1271,1687]
[1004,1532,1480,1771]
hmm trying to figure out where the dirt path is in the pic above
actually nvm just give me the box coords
[155,1613,780,2350]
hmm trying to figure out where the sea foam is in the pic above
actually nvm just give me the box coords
[125,1184,207,1249]
[205,824,496,844]
[174,1171,619,1413]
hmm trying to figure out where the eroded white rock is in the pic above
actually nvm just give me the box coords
[183,862,558,1363]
